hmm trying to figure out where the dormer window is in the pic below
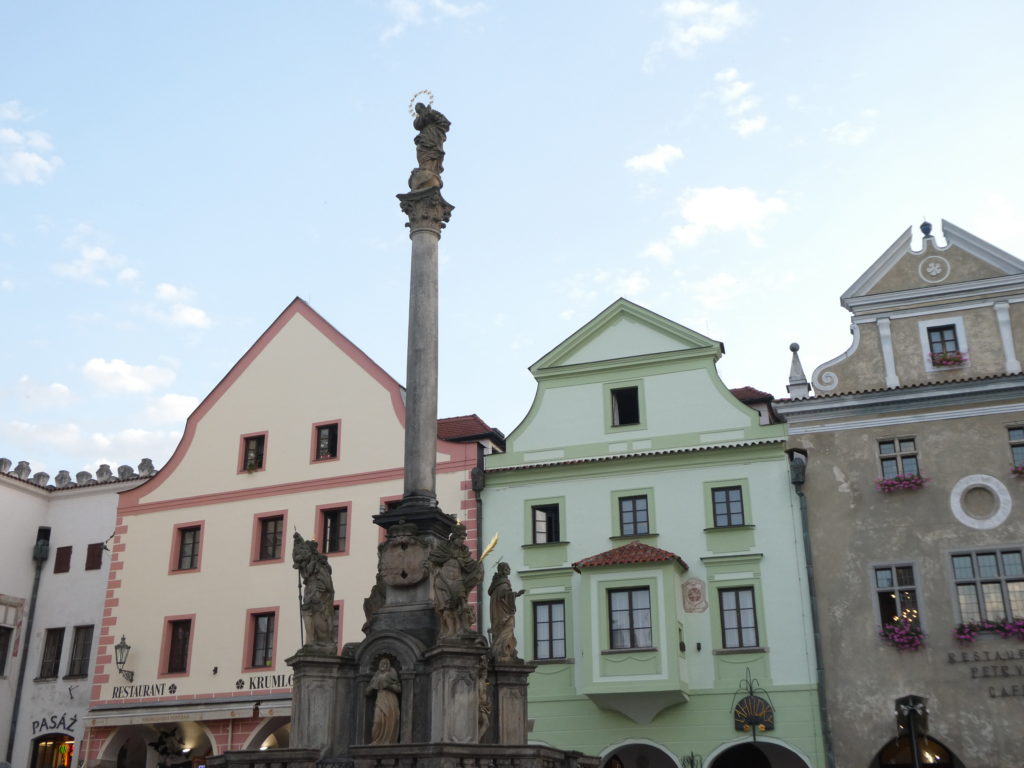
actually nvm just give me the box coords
[919,317,968,370]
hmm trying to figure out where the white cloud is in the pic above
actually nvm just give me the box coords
[670,186,788,247]
[625,144,685,173]
[381,0,481,39]
[0,105,61,185]
[152,283,211,327]
[1,278,12,291]
[0,101,24,120]
[714,68,766,136]
[642,242,674,265]
[661,1,747,55]
[117,267,140,282]
[14,376,75,409]
[52,244,124,285]
[145,393,199,424]
[83,358,176,394]
[617,271,650,298]
[828,109,879,145]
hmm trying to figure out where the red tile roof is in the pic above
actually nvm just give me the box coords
[437,414,504,441]
[730,386,775,403]
[572,540,688,572]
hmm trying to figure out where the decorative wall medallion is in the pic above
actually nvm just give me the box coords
[919,255,951,284]
[683,578,708,613]
[950,474,1012,530]
[733,695,775,732]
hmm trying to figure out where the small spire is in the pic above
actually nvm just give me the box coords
[921,219,933,238]
[787,342,810,399]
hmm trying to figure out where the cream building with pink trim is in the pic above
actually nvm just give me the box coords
[82,299,502,768]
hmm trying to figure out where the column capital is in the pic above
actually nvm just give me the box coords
[397,187,454,236]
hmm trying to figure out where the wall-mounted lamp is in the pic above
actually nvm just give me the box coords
[114,635,134,682]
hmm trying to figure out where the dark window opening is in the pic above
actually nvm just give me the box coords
[610,387,640,426]
[176,526,200,570]
[258,516,284,561]
[879,439,919,478]
[321,507,348,554]
[875,565,919,627]
[166,619,191,674]
[532,504,560,544]
[928,325,959,355]
[39,628,64,678]
[250,613,275,668]
[53,546,72,574]
[66,625,94,677]
[315,423,339,460]
[242,434,266,471]
[85,543,104,571]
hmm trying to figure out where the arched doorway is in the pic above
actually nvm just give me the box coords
[243,717,291,750]
[31,734,75,768]
[870,735,966,767]
[707,740,812,768]
[599,741,679,768]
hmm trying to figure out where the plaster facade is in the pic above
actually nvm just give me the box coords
[777,221,1024,767]
[0,460,148,768]
[483,299,826,768]
[82,299,501,768]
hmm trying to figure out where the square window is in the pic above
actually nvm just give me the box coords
[175,526,201,571]
[878,439,919,479]
[1009,428,1024,468]
[928,325,959,355]
[608,588,652,649]
[85,543,104,571]
[165,619,192,674]
[240,433,267,473]
[952,549,1024,622]
[257,515,284,561]
[712,487,745,527]
[320,506,348,554]
[719,587,759,649]
[534,601,566,660]
[532,504,560,544]
[53,546,72,574]
[618,495,649,536]
[0,626,11,677]
[874,565,920,628]
[313,422,340,462]
[39,628,64,678]
[610,387,640,427]
[249,612,276,668]
[66,625,94,677]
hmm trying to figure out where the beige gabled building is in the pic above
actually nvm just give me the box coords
[82,299,502,768]
[776,221,1024,767]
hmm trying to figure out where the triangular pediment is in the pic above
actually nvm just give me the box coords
[531,298,722,374]
[841,220,1024,308]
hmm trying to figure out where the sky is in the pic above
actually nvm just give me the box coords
[3,1,1024,476]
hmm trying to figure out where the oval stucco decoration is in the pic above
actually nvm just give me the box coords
[949,474,1012,529]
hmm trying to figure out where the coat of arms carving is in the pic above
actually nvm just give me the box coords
[380,522,429,586]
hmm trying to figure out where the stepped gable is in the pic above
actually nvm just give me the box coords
[572,540,688,572]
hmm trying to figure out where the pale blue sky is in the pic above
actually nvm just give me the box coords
[3,1,1024,474]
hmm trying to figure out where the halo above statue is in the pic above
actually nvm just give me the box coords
[408,89,434,116]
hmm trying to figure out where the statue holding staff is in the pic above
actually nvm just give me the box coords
[292,532,335,651]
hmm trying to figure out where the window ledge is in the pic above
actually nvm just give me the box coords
[33,676,58,683]
[522,542,569,549]
[610,534,658,541]
[713,646,767,655]
[601,647,657,655]
[63,674,88,680]
[703,524,755,533]
[531,657,574,665]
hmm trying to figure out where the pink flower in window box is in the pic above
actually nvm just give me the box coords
[930,350,968,367]
[875,474,928,493]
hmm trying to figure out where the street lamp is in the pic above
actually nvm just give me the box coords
[114,635,134,682]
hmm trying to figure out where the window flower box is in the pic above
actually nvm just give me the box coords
[876,474,928,493]
[930,350,968,367]
[880,621,924,650]
[1012,465,1024,478]
[955,619,1024,643]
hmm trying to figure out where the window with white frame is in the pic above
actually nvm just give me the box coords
[533,601,566,660]
[608,588,652,649]
[951,549,1024,623]
[874,565,919,627]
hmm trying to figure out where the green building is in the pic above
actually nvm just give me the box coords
[482,299,827,768]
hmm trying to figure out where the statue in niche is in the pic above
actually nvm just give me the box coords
[366,657,402,744]
[428,522,483,639]
[409,102,451,191]
[488,561,525,661]
[292,533,336,650]
[477,656,491,740]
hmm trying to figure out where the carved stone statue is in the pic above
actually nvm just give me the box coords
[409,102,451,191]
[366,657,401,744]
[292,533,336,651]
[362,572,387,633]
[428,522,483,639]
[488,561,525,661]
